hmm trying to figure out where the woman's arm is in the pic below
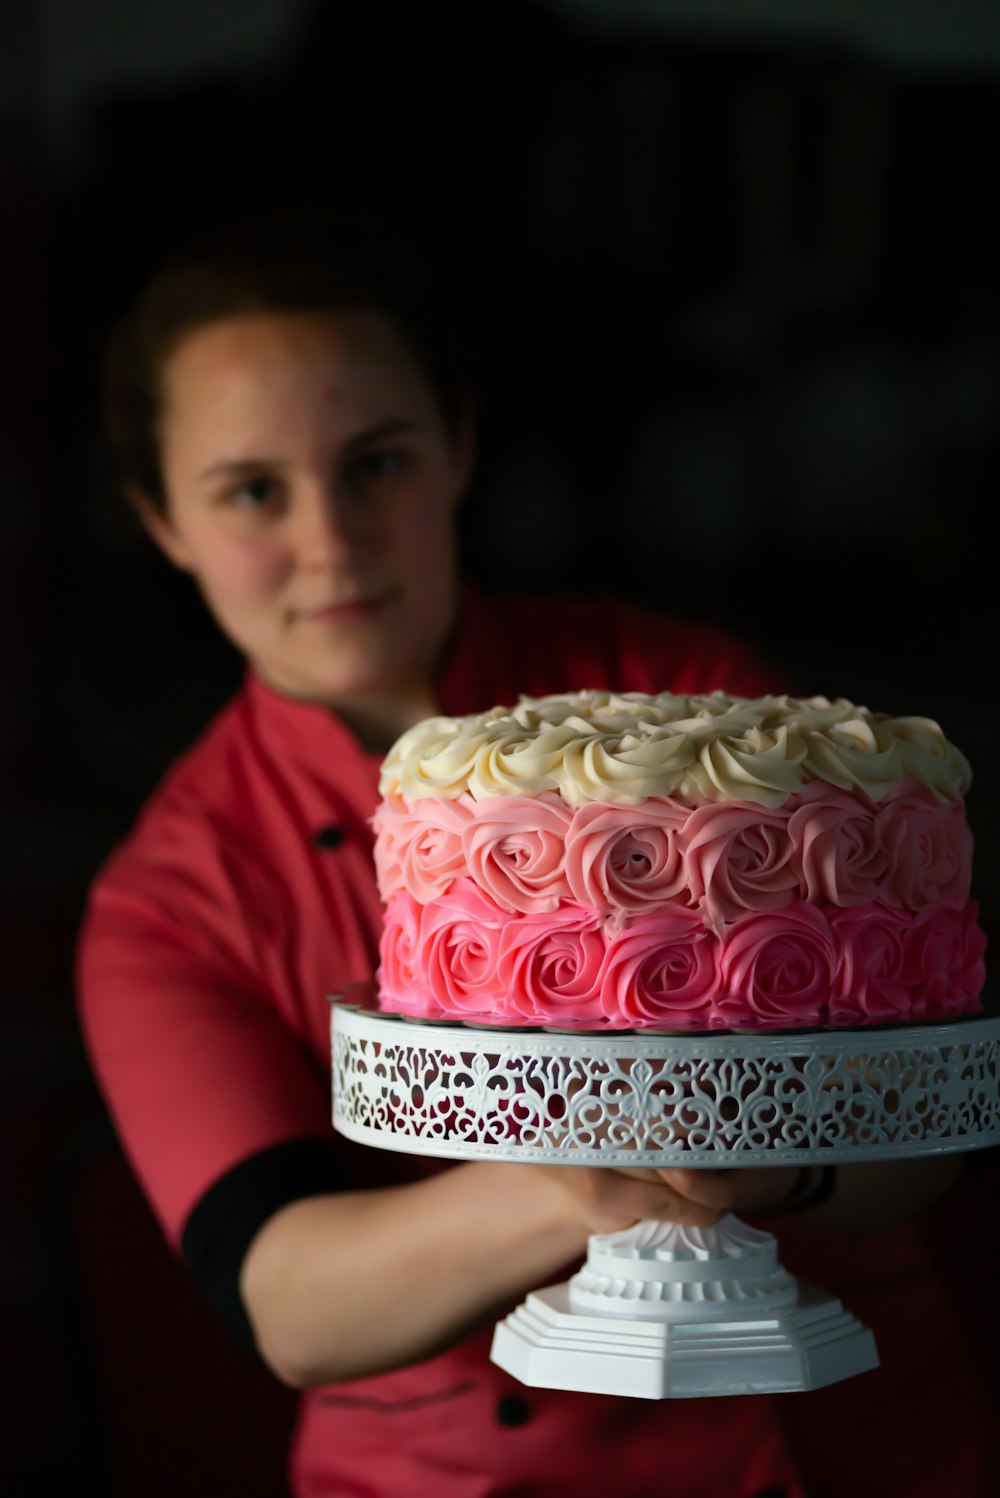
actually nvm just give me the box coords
[241,1151,966,1389]
[240,1158,726,1388]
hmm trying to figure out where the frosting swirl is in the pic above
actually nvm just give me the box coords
[380,690,971,807]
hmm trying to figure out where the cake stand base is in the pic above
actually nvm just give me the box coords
[491,1213,878,1398]
[492,1280,878,1399]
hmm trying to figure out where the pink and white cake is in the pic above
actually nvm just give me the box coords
[373,691,987,1030]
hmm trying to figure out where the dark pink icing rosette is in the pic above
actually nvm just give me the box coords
[495,901,606,1023]
[378,888,434,1017]
[372,793,472,904]
[597,908,721,1027]
[876,788,974,909]
[786,782,888,906]
[377,891,988,1029]
[417,880,508,1015]
[682,801,798,927]
[827,902,914,1024]
[376,786,973,916]
[461,793,573,914]
[902,902,987,1017]
[715,904,841,1026]
[563,799,691,917]
[374,776,985,1028]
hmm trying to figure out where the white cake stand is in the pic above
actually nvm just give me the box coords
[329,988,1000,1400]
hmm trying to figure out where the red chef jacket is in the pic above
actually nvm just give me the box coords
[77,589,996,1498]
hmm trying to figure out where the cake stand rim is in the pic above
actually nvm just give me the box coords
[329,999,1000,1166]
[328,995,1000,1055]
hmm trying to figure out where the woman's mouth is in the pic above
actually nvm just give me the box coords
[298,589,398,624]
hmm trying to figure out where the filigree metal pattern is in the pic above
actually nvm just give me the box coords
[331,1007,1000,1166]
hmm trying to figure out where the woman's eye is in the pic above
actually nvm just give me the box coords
[230,475,282,509]
[352,449,406,483]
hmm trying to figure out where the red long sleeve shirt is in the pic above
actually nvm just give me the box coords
[77,590,994,1498]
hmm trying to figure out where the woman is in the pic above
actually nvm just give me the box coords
[78,210,989,1498]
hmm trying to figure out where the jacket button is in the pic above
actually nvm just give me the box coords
[496,1395,531,1427]
[314,825,346,850]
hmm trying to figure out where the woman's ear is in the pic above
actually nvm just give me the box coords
[128,485,195,572]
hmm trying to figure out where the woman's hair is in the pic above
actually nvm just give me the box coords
[103,207,472,511]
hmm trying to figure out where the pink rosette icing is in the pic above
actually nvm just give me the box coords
[876,787,974,910]
[563,798,692,918]
[599,907,721,1028]
[786,782,887,907]
[377,890,438,1016]
[718,904,840,1026]
[682,801,798,928]
[495,901,607,1024]
[902,901,987,1018]
[417,879,511,1017]
[827,901,914,1024]
[373,793,473,903]
[461,793,573,914]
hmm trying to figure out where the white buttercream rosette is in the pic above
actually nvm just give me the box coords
[379,691,971,808]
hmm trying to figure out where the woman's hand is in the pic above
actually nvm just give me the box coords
[656,1165,806,1220]
[544,1151,972,1241]
[541,1162,803,1235]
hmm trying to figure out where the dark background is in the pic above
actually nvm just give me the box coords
[3,2,1000,1493]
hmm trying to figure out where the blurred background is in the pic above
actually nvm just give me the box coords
[3,1,999,1492]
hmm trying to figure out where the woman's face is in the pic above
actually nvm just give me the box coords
[147,310,471,718]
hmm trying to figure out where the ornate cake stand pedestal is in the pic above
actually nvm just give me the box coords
[330,994,1000,1400]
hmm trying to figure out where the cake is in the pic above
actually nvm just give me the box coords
[373,691,987,1030]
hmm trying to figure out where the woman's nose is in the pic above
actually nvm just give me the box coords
[296,482,370,565]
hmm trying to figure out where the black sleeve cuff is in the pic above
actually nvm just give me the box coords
[180,1137,341,1353]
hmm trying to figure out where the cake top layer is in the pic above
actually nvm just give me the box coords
[379,690,971,808]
